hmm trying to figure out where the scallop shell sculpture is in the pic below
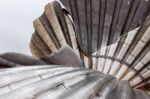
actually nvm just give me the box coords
[30,0,150,91]
[0,0,149,99]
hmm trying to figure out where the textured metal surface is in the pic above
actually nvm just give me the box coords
[60,0,150,54]
[0,47,149,98]
[30,0,150,91]
[0,0,149,98]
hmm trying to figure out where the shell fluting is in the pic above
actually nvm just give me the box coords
[0,0,149,98]
[30,0,150,91]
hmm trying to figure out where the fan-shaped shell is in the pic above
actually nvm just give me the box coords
[0,65,149,99]
[30,0,150,93]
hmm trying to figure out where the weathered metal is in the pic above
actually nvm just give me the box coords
[0,0,149,98]
[30,0,150,92]
[0,51,149,98]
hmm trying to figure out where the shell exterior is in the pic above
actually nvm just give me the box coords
[0,52,47,67]
[0,65,149,99]
[60,0,150,55]
[30,0,150,91]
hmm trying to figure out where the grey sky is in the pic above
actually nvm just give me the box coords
[0,0,54,55]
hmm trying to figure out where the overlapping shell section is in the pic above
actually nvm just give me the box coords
[0,65,149,99]
[0,52,149,99]
[30,0,150,91]
[30,1,80,58]
[60,0,150,55]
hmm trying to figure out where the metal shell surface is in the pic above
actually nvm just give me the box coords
[30,0,150,91]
